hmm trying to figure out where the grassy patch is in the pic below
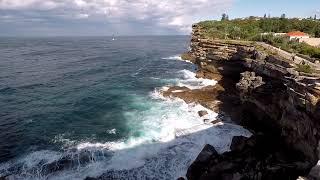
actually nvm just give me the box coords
[295,64,314,74]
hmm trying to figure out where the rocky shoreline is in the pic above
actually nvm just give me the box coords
[163,24,320,179]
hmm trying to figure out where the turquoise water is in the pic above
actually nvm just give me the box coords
[0,36,251,179]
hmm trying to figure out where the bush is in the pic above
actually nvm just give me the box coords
[295,64,313,74]
[196,17,320,60]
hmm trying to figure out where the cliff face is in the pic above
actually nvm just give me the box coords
[187,24,320,179]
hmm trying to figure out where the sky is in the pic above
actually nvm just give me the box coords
[0,0,319,36]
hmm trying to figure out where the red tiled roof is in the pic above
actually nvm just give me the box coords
[287,31,308,37]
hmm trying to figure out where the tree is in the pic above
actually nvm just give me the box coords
[221,13,228,21]
[315,28,320,37]
[264,14,267,19]
[280,14,286,19]
[314,14,317,20]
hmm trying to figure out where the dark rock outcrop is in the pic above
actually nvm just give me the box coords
[198,110,208,117]
[187,135,309,180]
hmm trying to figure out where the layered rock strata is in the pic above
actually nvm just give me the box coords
[183,24,320,179]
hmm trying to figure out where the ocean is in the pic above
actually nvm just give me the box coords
[0,36,251,179]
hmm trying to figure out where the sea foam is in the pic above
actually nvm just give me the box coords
[162,55,193,64]
[0,60,250,180]
[176,69,217,89]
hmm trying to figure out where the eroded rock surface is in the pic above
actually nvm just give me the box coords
[185,24,320,180]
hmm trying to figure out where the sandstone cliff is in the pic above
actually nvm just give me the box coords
[185,24,320,180]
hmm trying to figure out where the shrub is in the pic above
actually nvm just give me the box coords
[295,64,313,74]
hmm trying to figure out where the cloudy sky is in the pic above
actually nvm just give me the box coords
[0,0,319,36]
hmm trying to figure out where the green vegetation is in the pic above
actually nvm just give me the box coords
[197,14,320,59]
[198,15,320,40]
[256,35,320,59]
[296,63,314,74]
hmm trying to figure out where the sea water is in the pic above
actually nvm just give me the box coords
[0,36,251,179]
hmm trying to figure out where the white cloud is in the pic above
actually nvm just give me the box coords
[75,13,89,19]
[0,0,60,10]
[0,0,233,33]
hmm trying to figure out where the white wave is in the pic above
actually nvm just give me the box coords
[176,69,217,90]
[162,55,182,61]
[106,129,117,135]
[162,55,193,64]
[0,67,249,180]
[171,90,184,93]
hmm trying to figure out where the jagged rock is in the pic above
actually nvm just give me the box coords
[187,134,309,180]
[253,50,267,60]
[84,177,97,180]
[230,136,248,152]
[186,24,320,180]
[203,119,211,124]
[0,176,7,180]
[187,144,218,180]
[211,119,223,125]
[307,161,320,180]
[198,110,208,117]
[177,177,185,180]
[236,71,265,93]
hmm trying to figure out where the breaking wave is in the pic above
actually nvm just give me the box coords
[0,57,250,180]
[175,69,217,89]
[162,55,183,61]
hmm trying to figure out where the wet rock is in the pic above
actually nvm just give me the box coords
[0,176,7,180]
[177,177,185,180]
[211,119,223,125]
[187,144,218,180]
[187,134,308,180]
[203,119,211,124]
[307,161,320,180]
[230,136,248,152]
[198,110,208,117]
[84,177,97,180]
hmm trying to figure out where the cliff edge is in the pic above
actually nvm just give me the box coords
[181,24,320,180]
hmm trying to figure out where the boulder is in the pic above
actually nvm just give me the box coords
[211,119,223,125]
[236,71,265,93]
[253,50,267,60]
[198,110,208,117]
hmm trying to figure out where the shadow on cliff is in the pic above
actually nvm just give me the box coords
[193,53,314,179]
[198,52,287,136]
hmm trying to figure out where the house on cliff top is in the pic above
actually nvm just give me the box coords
[286,31,310,40]
[286,31,320,47]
